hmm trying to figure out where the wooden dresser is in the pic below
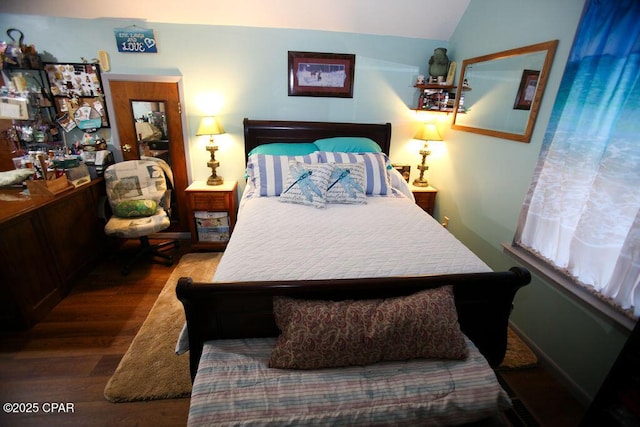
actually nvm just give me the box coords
[0,179,107,330]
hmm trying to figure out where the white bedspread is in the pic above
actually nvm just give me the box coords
[179,191,512,425]
[176,193,491,355]
[214,194,490,282]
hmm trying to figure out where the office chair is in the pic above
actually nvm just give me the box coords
[103,159,178,275]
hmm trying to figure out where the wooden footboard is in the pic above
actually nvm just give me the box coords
[176,267,531,381]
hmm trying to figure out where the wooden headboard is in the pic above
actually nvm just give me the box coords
[243,118,392,161]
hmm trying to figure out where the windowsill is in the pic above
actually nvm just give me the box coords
[502,243,636,331]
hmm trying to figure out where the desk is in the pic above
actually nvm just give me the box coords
[0,179,107,330]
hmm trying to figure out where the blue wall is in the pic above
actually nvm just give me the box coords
[0,13,444,189]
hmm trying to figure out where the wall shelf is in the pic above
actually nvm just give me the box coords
[413,84,471,113]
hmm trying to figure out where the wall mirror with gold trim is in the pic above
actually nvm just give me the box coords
[451,40,558,143]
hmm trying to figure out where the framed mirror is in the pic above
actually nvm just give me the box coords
[130,100,179,223]
[131,100,170,164]
[451,40,558,143]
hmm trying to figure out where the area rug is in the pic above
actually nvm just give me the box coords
[105,252,537,402]
[500,327,538,370]
[104,252,221,403]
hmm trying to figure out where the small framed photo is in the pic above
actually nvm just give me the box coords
[288,51,355,98]
[392,164,411,183]
[513,69,540,110]
[445,61,457,86]
[55,112,77,132]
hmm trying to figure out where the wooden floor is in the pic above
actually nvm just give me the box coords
[0,238,587,427]
[498,368,586,426]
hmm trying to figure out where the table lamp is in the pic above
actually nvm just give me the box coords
[413,123,442,187]
[196,116,225,186]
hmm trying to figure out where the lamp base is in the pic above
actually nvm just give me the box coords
[413,178,429,187]
[207,175,224,186]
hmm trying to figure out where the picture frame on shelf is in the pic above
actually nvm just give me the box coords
[446,61,457,86]
[392,164,411,183]
[288,51,355,98]
[513,69,540,110]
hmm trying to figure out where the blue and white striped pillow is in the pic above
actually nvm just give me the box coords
[317,151,391,195]
[246,153,319,196]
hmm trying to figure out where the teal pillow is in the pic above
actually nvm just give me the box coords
[248,142,318,156]
[114,199,157,218]
[313,137,382,153]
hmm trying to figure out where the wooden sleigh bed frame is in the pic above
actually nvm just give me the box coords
[242,117,392,161]
[177,268,531,381]
[176,118,532,381]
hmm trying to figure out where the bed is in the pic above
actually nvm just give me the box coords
[176,118,531,426]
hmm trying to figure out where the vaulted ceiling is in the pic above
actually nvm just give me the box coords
[0,0,470,40]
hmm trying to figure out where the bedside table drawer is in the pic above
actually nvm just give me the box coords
[414,192,435,209]
[185,181,238,251]
[191,193,229,210]
[411,185,437,216]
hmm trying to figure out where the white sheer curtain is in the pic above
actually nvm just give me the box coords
[515,0,640,318]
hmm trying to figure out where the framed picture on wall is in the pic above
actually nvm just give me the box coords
[513,69,540,110]
[288,51,355,98]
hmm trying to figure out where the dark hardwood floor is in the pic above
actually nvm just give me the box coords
[0,238,587,427]
[0,239,192,427]
[498,368,586,426]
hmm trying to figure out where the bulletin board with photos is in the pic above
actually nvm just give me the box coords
[43,62,110,131]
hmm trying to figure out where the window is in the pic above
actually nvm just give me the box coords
[511,0,640,326]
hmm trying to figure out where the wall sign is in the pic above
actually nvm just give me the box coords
[114,27,158,53]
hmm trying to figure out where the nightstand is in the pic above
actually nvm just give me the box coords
[185,180,237,251]
[411,185,438,216]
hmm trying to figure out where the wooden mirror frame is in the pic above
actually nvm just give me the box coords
[451,40,558,143]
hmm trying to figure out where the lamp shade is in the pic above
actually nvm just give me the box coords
[196,116,225,136]
[414,123,442,142]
